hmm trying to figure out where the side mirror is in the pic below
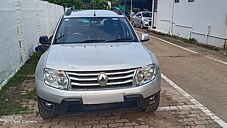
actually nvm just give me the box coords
[140,33,150,42]
[39,36,50,45]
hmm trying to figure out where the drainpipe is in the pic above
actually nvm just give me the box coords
[130,0,132,22]
[189,25,193,39]
[225,39,227,50]
[205,25,211,44]
[151,0,155,29]
[170,0,175,35]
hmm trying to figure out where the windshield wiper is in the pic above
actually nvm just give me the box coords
[75,39,106,43]
[54,35,65,42]
[107,38,133,42]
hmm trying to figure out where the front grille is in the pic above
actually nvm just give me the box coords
[66,68,136,89]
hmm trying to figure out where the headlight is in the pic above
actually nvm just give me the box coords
[44,68,68,90]
[135,64,155,86]
[144,19,148,22]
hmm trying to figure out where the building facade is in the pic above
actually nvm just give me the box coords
[119,0,152,16]
[154,0,227,48]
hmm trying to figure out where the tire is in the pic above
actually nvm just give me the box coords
[140,22,144,29]
[143,92,160,112]
[38,99,57,119]
[132,21,136,27]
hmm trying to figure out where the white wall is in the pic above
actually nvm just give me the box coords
[156,0,173,34]
[0,0,64,88]
[155,0,227,48]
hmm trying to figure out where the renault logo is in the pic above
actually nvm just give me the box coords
[97,72,108,86]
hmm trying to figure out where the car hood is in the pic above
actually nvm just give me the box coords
[45,42,153,71]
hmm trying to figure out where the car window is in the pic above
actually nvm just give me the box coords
[142,13,152,17]
[136,13,141,17]
[54,17,138,44]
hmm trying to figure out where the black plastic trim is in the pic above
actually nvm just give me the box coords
[38,91,160,114]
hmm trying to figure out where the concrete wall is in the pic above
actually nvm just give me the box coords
[155,0,227,48]
[0,0,64,88]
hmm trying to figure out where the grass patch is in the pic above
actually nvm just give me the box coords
[0,102,28,115]
[0,51,44,115]
[183,38,221,51]
[24,89,38,101]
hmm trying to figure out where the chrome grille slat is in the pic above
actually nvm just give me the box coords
[106,79,133,85]
[66,68,136,89]
[108,74,134,80]
[67,69,135,76]
[71,79,133,86]
[71,82,100,86]
[69,74,134,81]
[69,77,97,81]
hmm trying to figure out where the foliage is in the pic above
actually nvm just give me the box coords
[48,0,83,9]
[47,0,110,9]
[91,0,108,9]
[111,0,120,7]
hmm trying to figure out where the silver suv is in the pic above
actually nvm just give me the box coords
[35,8,161,119]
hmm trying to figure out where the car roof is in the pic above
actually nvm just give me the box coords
[64,10,124,18]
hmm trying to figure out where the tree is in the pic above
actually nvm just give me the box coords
[90,0,108,9]
[48,0,108,9]
[48,0,82,9]
[111,0,119,7]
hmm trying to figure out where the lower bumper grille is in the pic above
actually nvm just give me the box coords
[67,101,137,112]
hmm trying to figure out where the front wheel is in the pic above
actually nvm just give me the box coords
[140,22,144,29]
[38,99,57,119]
[132,21,136,27]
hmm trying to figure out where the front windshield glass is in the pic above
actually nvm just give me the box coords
[54,17,138,44]
[142,13,152,17]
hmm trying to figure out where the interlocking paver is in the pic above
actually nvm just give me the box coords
[183,118,197,122]
[197,116,211,120]
[99,119,114,124]
[206,123,222,128]
[98,113,112,117]
[114,119,129,123]
[194,120,209,125]
[118,126,133,128]
[92,124,108,128]
[108,122,124,127]
[75,125,92,128]
[83,120,99,125]
[1,76,223,128]
[106,116,120,120]
[191,125,207,128]
[134,125,150,128]
[91,117,105,121]
[66,126,76,128]
[67,122,83,126]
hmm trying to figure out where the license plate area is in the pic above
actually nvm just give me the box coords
[82,93,124,104]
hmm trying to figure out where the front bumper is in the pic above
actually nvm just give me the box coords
[143,20,151,27]
[36,74,161,104]
[38,91,160,114]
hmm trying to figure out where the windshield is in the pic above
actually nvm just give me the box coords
[142,13,152,17]
[54,17,138,44]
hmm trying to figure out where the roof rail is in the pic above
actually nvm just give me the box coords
[109,7,123,15]
[65,7,73,16]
